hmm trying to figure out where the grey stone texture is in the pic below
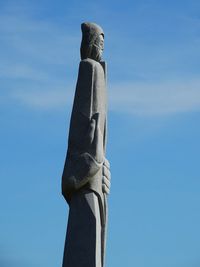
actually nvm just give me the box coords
[61,22,111,267]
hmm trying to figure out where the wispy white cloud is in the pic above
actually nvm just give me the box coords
[0,9,78,108]
[0,64,50,81]
[2,2,200,117]
[11,87,74,110]
[0,11,80,72]
[10,79,200,116]
[109,80,200,116]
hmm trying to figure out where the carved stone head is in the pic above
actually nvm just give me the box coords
[81,22,104,62]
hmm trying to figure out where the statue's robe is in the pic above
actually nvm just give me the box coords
[62,58,107,267]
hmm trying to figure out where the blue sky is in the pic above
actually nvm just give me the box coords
[1,0,200,266]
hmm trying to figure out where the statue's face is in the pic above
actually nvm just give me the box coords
[91,34,104,61]
[95,34,104,57]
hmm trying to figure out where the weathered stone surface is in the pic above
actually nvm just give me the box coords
[62,22,111,267]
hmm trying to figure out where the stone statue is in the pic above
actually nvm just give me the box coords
[61,22,111,267]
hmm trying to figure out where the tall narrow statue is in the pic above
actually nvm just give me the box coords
[61,22,111,267]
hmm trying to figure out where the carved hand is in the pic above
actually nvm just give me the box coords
[102,158,111,194]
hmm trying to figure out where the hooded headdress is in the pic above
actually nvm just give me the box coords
[80,22,104,60]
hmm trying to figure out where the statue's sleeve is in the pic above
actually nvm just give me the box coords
[62,60,103,203]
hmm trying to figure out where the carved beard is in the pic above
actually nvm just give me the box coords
[90,44,102,62]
